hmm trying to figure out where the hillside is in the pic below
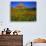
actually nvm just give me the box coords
[11,7,36,21]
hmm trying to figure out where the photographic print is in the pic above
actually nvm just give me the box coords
[10,1,36,21]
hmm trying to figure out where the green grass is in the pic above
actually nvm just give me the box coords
[11,7,36,21]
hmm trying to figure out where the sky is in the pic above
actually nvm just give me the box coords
[11,2,36,8]
[0,0,46,46]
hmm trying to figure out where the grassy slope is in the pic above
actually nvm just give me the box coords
[11,7,36,21]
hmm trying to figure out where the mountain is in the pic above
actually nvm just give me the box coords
[33,38,46,43]
[15,3,25,9]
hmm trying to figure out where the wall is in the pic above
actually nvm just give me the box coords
[0,35,23,46]
[0,0,46,46]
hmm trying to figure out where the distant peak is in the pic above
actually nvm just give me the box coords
[18,3,24,6]
[16,3,25,9]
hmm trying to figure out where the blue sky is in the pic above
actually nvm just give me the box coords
[11,2,36,8]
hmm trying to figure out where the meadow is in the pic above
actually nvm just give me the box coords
[11,7,36,21]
